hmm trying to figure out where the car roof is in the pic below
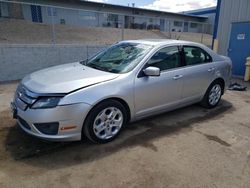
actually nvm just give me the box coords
[120,39,221,61]
[121,39,200,46]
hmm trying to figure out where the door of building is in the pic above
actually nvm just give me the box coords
[228,22,250,76]
[31,5,42,23]
[184,22,189,32]
[160,19,165,31]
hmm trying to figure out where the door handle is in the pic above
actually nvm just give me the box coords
[208,67,215,72]
[173,75,183,80]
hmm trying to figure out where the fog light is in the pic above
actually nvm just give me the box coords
[18,116,31,130]
[34,122,59,135]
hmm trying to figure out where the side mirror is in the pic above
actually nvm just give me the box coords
[143,66,160,77]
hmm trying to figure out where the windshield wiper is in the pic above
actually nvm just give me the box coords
[88,64,109,72]
[80,59,108,72]
[79,59,88,65]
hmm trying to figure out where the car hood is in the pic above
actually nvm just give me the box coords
[22,62,119,94]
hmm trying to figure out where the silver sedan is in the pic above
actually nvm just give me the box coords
[11,39,232,143]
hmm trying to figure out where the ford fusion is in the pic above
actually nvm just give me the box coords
[11,40,232,143]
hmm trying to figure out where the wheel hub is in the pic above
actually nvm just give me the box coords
[208,84,222,106]
[93,107,123,140]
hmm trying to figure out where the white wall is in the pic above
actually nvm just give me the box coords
[0,44,107,81]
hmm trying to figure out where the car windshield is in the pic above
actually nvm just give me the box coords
[83,43,153,73]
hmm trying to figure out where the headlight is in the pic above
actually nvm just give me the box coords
[31,97,61,109]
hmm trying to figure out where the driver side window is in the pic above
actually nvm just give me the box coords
[147,46,180,71]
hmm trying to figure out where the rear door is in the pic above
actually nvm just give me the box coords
[134,46,184,117]
[180,46,215,103]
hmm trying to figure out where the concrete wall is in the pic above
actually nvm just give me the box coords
[0,44,107,81]
[217,0,250,55]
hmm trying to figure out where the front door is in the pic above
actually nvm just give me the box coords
[228,22,250,76]
[134,46,183,118]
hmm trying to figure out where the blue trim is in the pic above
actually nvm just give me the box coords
[212,0,222,49]
[189,9,216,16]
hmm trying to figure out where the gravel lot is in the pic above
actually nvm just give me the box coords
[0,81,250,188]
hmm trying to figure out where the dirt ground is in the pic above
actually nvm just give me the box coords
[0,81,250,188]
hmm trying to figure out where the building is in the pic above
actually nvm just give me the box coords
[214,0,250,77]
[0,1,23,19]
[0,0,212,34]
[183,6,216,33]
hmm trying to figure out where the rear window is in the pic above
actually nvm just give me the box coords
[183,46,212,66]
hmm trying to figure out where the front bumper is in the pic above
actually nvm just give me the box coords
[12,102,92,141]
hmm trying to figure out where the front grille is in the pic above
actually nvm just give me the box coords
[18,116,31,130]
[14,84,37,110]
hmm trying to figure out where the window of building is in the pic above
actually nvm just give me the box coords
[0,2,9,17]
[190,23,198,28]
[60,19,65,25]
[79,11,96,20]
[47,7,57,16]
[107,14,118,22]
[147,46,180,71]
[174,21,183,27]
[183,46,212,66]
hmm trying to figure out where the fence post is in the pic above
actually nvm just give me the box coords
[200,24,204,44]
[97,12,100,27]
[86,45,89,59]
[50,7,56,44]
[121,15,125,41]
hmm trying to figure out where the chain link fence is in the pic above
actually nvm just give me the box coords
[0,1,213,46]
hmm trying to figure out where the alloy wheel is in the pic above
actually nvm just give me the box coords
[93,107,123,140]
[208,84,222,106]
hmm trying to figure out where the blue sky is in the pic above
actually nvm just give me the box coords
[88,0,217,12]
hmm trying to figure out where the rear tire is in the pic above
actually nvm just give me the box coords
[201,81,223,109]
[83,100,127,144]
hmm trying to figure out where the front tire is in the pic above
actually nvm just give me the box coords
[83,100,128,143]
[201,81,223,109]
